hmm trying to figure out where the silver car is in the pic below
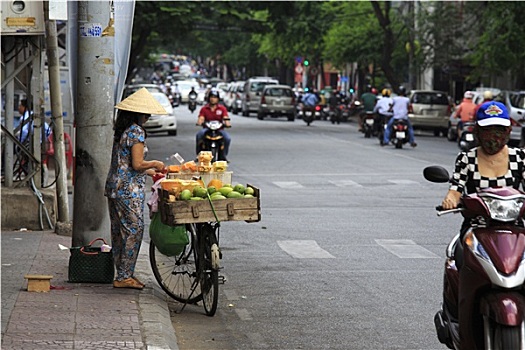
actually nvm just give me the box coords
[143,92,177,136]
[408,90,451,136]
[257,85,295,121]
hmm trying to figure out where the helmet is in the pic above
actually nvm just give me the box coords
[483,90,493,100]
[381,89,391,97]
[398,85,406,95]
[463,91,473,99]
[371,88,378,95]
[208,88,220,101]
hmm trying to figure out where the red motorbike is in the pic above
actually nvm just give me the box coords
[424,165,525,350]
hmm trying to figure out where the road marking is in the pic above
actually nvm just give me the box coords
[329,180,363,187]
[235,308,253,321]
[388,179,419,185]
[277,240,335,259]
[223,288,239,301]
[375,239,439,258]
[273,181,304,189]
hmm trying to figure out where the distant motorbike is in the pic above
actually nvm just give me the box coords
[188,91,198,113]
[336,103,350,123]
[363,112,375,138]
[297,105,316,126]
[386,119,410,149]
[458,121,477,151]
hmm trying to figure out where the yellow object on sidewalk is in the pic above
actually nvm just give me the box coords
[24,274,53,292]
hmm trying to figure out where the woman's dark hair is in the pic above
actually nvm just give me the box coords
[113,110,143,142]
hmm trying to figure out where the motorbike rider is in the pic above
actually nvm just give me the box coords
[373,88,393,136]
[381,86,416,147]
[196,88,231,160]
[188,86,198,101]
[358,86,377,132]
[454,91,477,139]
[442,102,525,261]
[301,87,319,108]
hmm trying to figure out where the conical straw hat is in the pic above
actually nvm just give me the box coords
[115,88,167,115]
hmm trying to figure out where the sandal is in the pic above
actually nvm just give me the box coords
[113,278,144,290]
[132,277,145,288]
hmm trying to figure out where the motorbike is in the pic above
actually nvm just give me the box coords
[424,165,525,350]
[336,103,350,123]
[458,121,477,151]
[188,91,198,113]
[197,120,228,161]
[363,111,375,138]
[297,104,319,126]
[385,119,410,148]
[328,105,340,124]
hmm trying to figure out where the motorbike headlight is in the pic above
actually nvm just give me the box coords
[464,232,491,261]
[482,197,523,222]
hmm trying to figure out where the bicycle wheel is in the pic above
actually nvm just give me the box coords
[149,224,202,304]
[199,223,219,316]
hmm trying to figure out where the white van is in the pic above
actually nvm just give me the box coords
[241,77,278,116]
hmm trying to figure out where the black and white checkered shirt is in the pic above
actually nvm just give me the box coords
[450,147,525,194]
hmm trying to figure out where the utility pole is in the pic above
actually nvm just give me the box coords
[44,1,70,225]
[72,1,115,246]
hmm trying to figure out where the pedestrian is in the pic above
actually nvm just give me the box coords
[104,88,167,289]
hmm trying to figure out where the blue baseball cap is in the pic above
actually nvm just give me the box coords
[476,101,510,127]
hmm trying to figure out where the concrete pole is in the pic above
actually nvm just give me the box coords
[4,37,15,188]
[30,36,43,189]
[44,2,70,224]
[72,1,114,246]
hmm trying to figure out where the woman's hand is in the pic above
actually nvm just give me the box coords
[442,190,461,210]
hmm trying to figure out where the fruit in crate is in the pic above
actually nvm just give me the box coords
[233,184,245,194]
[167,165,181,173]
[245,186,255,195]
[226,191,243,198]
[198,151,213,165]
[160,178,204,195]
[207,179,223,189]
[193,186,208,198]
[213,161,227,172]
[179,189,192,200]
[207,186,217,195]
[181,160,197,172]
[218,187,233,196]
[198,165,212,173]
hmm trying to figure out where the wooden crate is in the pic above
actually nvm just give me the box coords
[159,184,261,225]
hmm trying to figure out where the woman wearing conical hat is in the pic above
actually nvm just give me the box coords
[104,88,167,289]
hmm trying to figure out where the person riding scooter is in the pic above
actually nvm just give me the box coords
[373,89,393,138]
[435,101,525,349]
[196,88,231,161]
[381,86,416,147]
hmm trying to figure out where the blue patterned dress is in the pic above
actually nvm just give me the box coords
[104,124,148,281]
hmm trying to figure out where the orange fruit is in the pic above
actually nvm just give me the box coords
[208,179,223,189]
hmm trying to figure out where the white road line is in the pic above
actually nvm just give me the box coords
[388,179,420,185]
[329,180,363,187]
[277,240,336,259]
[273,181,304,189]
[235,308,253,321]
[223,289,239,301]
[375,239,439,258]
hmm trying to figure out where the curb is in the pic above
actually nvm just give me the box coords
[136,241,179,350]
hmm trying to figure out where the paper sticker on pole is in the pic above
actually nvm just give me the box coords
[295,64,304,74]
[79,23,102,37]
[310,66,319,75]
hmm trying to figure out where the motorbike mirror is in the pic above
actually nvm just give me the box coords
[423,166,450,183]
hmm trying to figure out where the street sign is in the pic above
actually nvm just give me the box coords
[340,76,348,83]
[295,65,304,74]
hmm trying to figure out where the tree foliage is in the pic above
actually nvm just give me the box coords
[128,1,525,90]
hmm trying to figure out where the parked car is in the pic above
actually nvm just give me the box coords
[241,77,279,116]
[257,85,296,121]
[408,90,451,136]
[177,80,200,103]
[123,84,163,99]
[142,92,177,136]
[447,89,521,146]
[223,81,245,114]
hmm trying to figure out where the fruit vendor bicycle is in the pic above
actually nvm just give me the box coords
[149,183,260,316]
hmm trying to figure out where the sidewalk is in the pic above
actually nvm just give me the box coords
[1,229,179,350]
